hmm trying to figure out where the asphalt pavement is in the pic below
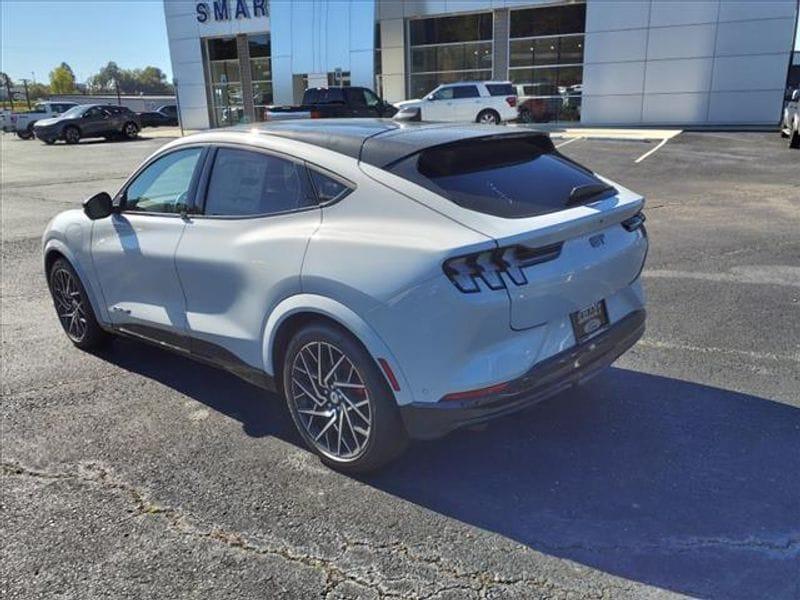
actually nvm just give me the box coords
[2,129,798,599]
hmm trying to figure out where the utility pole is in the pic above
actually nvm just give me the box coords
[20,78,32,110]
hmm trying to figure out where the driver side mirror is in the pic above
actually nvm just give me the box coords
[83,192,113,220]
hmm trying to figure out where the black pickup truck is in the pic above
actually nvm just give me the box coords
[264,87,397,121]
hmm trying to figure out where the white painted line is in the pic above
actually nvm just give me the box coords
[555,136,582,148]
[634,138,669,163]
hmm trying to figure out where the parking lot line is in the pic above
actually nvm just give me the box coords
[555,137,582,148]
[634,138,669,163]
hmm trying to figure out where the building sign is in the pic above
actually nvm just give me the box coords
[196,0,268,23]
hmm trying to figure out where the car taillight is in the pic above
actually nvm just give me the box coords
[310,110,322,119]
[505,96,517,108]
[622,212,646,233]
[443,243,562,293]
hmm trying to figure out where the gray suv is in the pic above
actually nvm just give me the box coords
[33,104,141,145]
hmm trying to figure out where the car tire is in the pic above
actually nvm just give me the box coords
[518,108,532,123]
[48,258,110,350]
[790,125,800,149]
[477,109,501,125]
[44,139,55,145]
[123,121,139,140]
[16,127,33,140]
[64,126,80,145]
[282,322,408,474]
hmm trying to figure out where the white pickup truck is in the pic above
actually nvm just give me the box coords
[9,101,78,139]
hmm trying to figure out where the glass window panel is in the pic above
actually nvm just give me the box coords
[310,170,350,203]
[558,96,582,123]
[510,40,535,68]
[509,67,559,96]
[411,46,438,72]
[210,60,240,85]
[510,4,586,38]
[557,66,582,90]
[252,82,273,106]
[248,34,270,58]
[205,149,314,217]
[207,37,238,61]
[410,13,492,45]
[559,36,584,64]
[559,4,587,35]
[533,38,559,66]
[125,149,203,214]
[251,57,271,82]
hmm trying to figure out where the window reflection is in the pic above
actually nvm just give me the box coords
[509,4,586,124]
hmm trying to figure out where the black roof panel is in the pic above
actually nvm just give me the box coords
[238,119,551,168]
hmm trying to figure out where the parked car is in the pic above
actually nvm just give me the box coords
[516,84,582,123]
[394,82,517,124]
[0,108,12,132]
[9,101,78,139]
[138,104,179,128]
[264,86,397,121]
[43,120,648,472]
[781,88,799,149]
[33,104,141,145]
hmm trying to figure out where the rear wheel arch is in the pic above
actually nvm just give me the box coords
[262,296,415,405]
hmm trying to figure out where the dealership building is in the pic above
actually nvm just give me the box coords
[164,0,799,130]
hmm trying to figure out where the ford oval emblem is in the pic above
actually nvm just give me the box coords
[584,317,602,334]
[589,234,606,248]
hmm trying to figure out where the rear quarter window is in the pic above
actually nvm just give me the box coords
[486,84,515,96]
[387,136,607,219]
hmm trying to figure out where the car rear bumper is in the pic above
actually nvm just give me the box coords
[399,308,645,440]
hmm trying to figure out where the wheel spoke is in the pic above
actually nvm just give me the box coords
[315,415,337,441]
[290,340,372,461]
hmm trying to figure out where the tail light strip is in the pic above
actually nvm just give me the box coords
[443,243,563,293]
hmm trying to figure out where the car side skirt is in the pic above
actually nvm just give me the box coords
[110,323,277,392]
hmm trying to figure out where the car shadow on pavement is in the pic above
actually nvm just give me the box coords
[95,339,799,599]
[367,367,800,600]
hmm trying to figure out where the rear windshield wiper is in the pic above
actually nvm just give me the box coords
[566,183,618,207]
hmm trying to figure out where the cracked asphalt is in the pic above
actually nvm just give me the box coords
[2,129,799,599]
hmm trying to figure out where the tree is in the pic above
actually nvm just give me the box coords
[88,61,122,92]
[88,62,173,95]
[50,62,76,94]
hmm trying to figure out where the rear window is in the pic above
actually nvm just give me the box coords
[486,83,514,96]
[387,136,607,219]
[303,88,345,105]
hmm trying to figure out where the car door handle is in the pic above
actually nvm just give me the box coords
[112,306,131,315]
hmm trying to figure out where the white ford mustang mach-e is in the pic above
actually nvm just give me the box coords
[43,120,648,472]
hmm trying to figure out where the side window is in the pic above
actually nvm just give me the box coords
[453,85,480,99]
[124,148,203,214]
[363,89,381,107]
[204,148,315,217]
[432,87,454,101]
[85,107,104,118]
[486,84,514,96]
[309,169,350,203]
